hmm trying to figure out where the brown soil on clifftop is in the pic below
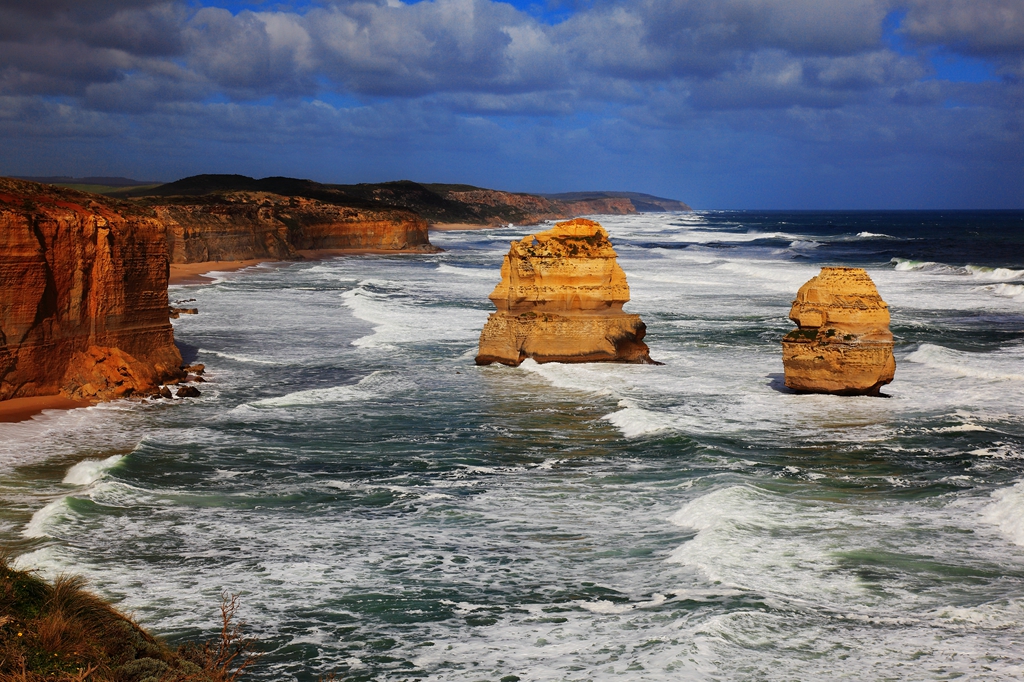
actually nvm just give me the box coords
[0,550,260,681]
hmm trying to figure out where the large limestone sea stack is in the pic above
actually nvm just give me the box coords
[782,267,896,395]
[476,218,654,366]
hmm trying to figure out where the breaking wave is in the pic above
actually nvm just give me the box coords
[983,480,1024,546]
[905,344,1024,381]
[248,371,415,408]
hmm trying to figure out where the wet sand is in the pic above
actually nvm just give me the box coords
[295,248,435,259]
[0,395,92,423]
[169,259,273,285]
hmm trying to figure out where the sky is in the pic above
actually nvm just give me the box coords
[0,0,1021,208]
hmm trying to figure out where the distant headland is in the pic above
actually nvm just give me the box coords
[14,174,692,225]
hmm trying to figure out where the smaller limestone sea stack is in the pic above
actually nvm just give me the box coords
[782,267,896,395]
[476,218,655,366]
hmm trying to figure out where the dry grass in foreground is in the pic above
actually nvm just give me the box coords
[0,548,261,681]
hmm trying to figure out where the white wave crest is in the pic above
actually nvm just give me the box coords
[203,349,280,365]
[23,497,68,538]
[664,229,806,245]
[342,281,485,348]
[965,265,1024,281]
[249,371,414,408]
[63,454,123,486]
[857,231,895,239]
[988,283,1024,301]
[932,424,988,433]
[982,480,1024,546]
[906,343,1024,382]
[436,264,498,279]
[891,259,1024,287]
[517,359,619,397]
[891,258,947,272]
[601,400,673,438]
[578,593,667,614]
[788,240,822,250]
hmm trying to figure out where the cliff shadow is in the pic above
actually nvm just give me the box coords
[766,372,892,397]
[766,373,794,394]
[176,341,200,365]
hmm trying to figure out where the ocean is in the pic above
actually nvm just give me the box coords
[2,210,1024,680]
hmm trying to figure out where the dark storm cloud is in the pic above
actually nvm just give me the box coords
[561,0,891,83]
[0,0,1015,107]
[902,0,1024,54]
[902,0,1024,77]
[0,0,1020,207]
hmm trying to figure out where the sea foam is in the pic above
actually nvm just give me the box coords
[23,497,67,538]
[601,400,673,438]
[249,371,414,408]
[63,454,124,486]
[983,480,1024,546]
[906,343,1024,382]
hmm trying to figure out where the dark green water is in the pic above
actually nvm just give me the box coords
[2,211,1024,680]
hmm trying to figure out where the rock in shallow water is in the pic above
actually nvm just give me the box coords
[782,267,895,396]
[476,218,656,366]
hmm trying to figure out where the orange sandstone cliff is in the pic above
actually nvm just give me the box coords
[476,218,655,366]
[148,192,436,264]
[781,267,895,395]
[0,178,183,401]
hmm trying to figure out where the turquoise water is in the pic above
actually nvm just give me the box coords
[3,211,1024,680]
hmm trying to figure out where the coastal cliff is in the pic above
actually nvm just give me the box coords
[149,191,435,264]
[119,175,690,228]
[437,187,636,225]
[781,267,896,395]
[0,178,183,401]
[476,218,655,366]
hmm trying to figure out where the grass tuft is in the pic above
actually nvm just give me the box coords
[0,549,264,682]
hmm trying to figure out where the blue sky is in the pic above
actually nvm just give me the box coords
[0,0,1021,208]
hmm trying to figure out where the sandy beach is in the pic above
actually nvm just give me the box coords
[0,395,92,423]
[169,259,274,285]
[170,249,438,286]
[295,248,436,259]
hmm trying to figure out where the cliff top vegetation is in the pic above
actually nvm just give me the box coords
[0,549,260,682]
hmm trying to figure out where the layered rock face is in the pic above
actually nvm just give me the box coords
[0,179,183,401]
[782,267,896,395]
[153,192,436,264]
[440,189,636,225]
[476,218,655,366]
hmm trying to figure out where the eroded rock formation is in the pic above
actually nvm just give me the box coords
[782,267,895,395]
[150,192,437,264]
[0,178,183,401]
[476,218,655,366]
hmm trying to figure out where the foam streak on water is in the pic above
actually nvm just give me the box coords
[2,210,1024,680]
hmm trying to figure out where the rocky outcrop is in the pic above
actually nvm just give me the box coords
[476,218,655,366]
[122,175,690,229]
[541,191,692,213]
[440,189,636,225]
[0,178,183,401]
[151,192,436,264]
[781,267,895,395]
